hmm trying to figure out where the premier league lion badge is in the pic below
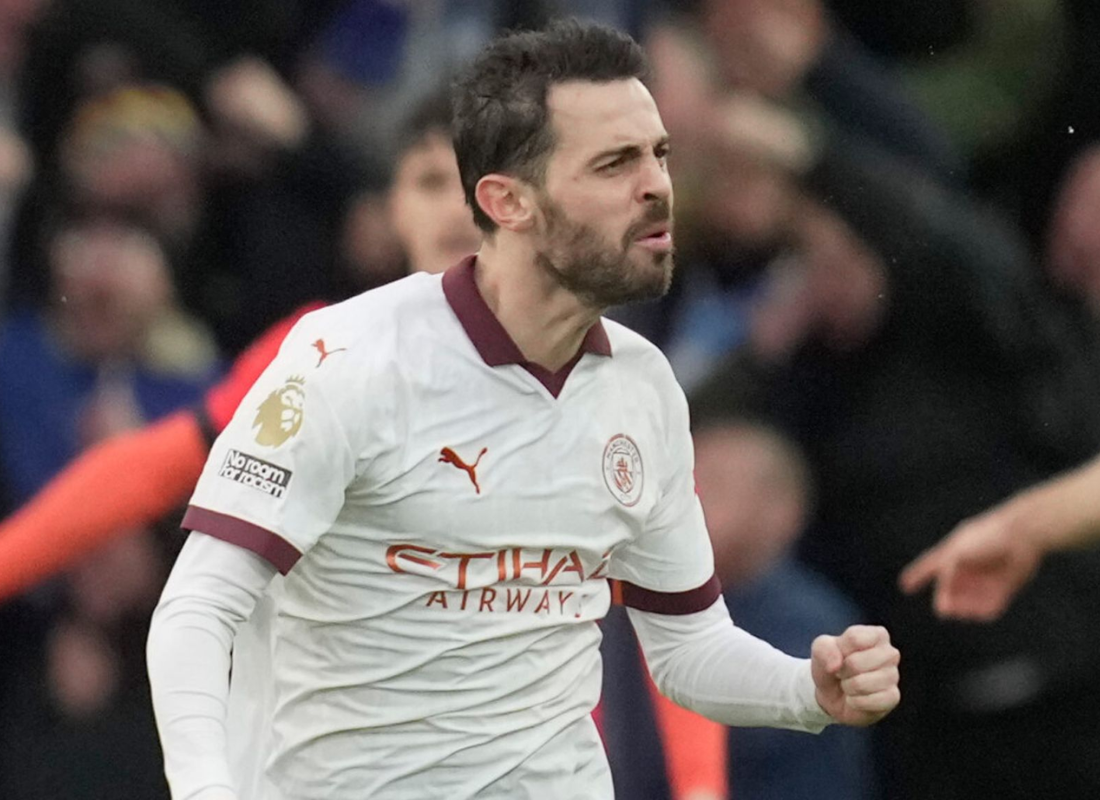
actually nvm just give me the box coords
[253,376,306,448]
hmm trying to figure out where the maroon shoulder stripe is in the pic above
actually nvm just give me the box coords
[618,573,722,615]
[182,506,301,575]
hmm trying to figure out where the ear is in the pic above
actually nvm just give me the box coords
[474,174,536,232]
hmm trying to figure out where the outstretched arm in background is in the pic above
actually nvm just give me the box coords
[0,304,317,603]
[900,453,1100,620]
[0,412,209,601]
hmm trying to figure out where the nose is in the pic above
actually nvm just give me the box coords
[637,152,672,205]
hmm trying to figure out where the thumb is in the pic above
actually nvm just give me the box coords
[811,634,844,677]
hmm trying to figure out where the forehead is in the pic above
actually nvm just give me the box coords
[546,78,666,162]
[396,131,456,175]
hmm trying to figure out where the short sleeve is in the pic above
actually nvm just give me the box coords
[183,314,358,574]
[202,302,323,434]
[609,376,720,614]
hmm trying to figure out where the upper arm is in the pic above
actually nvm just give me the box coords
[184,311,363,574]
[609,368,720,615]
[153,531,279,640]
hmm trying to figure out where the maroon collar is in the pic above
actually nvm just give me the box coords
[441,255,611,398]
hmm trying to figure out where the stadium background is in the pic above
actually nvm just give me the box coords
[3,1,1100,798]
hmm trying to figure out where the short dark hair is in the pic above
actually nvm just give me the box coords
[348,84,455,196]
[452,18,649,232]
[396,83,455,160]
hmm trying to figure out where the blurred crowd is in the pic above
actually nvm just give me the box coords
[4,1,1100,798]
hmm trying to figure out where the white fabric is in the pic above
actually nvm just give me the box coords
[147,533,275,800]
[629,597,833,732]
[149,541,831,800]
[147,270,784,800]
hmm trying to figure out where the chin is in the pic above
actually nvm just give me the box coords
[642,251,675,295]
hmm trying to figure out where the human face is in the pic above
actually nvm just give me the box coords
[389,131,482,274]
[51,222,171,362]
[534,79,674,309]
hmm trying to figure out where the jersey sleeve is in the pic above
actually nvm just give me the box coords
[182,311,359,574]
[201,302,326,435]
[609,375,720,614]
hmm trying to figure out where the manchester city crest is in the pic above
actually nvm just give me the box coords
[603,433,644,506]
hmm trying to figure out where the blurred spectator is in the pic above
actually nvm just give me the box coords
[7,0,368,352]
[695,418,878,800]
[16,0,345,169]
[688,106,1100,798]
[59,84,204,249]
[825,0,1100,250]
[0,210,219,505]
[8,82,206,320]
[600,418,876,800]
[1045,143,1100,315]
[0,81,477,608]
[0,523,174,799]
[623,2,962,388]
[679,0,963,183]
[0,210,215,799]
[8,74,366,352]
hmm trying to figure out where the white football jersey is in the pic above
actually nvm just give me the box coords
[184,257,718,799]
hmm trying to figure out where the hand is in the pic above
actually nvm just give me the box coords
[899,510,1042,621]
[205,56,309,150]
[811,625,899,726]
[704,92,815,175]
[701,0,827,97]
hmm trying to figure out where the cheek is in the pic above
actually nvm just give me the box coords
[391,197,431,249]
[557,182,632,226]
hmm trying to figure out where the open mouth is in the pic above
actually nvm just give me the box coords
[634,225,673,251]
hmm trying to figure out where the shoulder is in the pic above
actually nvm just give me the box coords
[602,318,687,425]
[279,273,446,371]
[603,318,679,388]
[261,274,445,426]
[296,272,443,344]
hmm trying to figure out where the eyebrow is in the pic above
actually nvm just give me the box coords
[588,136,671,168]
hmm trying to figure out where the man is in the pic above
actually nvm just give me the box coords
[0,86,479,601]
[146,21,899,800]
[0,74,726,800]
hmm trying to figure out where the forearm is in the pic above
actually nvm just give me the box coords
[148,532,275,800]
[1004,455,1100,553]
[0,411,209,601]
[628,597,832,732]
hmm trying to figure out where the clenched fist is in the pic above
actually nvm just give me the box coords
[811,625,900,726]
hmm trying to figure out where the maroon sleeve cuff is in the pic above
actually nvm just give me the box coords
[182,506,302,575]
[618,573,723,615]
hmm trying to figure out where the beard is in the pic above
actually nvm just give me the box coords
[534,195,675,309]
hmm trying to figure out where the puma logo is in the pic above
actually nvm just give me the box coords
[312,339,347,367]
[439,446,488,494]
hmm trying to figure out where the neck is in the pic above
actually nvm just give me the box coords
[474,236,602,372]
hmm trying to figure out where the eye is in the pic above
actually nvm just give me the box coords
[598,156,627,174]
[416,170,449,191]
[654,144,670,164]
